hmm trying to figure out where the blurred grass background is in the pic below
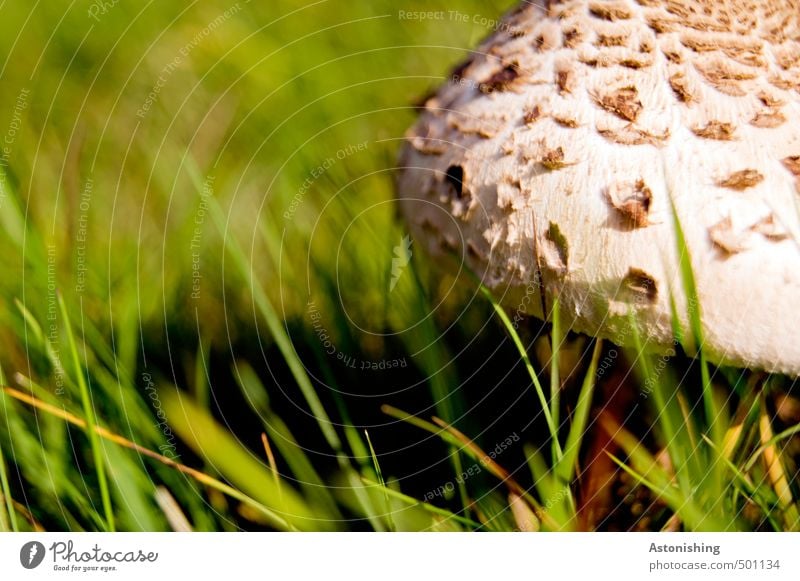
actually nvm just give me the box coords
[0,0,797,532]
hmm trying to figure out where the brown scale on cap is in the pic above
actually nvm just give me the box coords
[597,124,671,146]
[553,115,581,128]
[593,85,644,121]
[621,268,659,303]
[709,213,791,255]
[775,73,800,91]
[589,1,633,21]
[579,51,656,69]
[783,156,800,175]
[635,51,655,69]
[563,26,587,48]
[751,213,791,241]
[479,63,521,93]
[555,66,576,94]
[496,180,523,211]
[668,71,696,102]
[523,105,543,124]
[534,24,562,51]
[541,222,570,275]
[718,169,765,189]
[709,216,749,254]
[447,113,504,139]
[606,180,653,228]
[692,121,737,140]
[785,158,800,196]
[618,55,656,68]
[662,46,685,62]
[540,147,568,170]
[597,32,631,47]
[758,90,785,106]
[750,108,787,127]
[530,144,576,170]
[663,0,694,20]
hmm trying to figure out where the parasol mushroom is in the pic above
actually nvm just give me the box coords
[396,0,800,375]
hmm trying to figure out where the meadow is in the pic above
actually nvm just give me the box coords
[0,0,797,532]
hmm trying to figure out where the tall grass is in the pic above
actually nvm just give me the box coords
[0,0,796,532]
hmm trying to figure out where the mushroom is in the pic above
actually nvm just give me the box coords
[397,0,800,375]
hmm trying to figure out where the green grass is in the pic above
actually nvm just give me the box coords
[0,0,797,532]
[58,293,115,531]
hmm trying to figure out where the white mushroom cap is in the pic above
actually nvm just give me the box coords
[397,0,800,375]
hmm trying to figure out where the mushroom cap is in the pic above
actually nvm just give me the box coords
[397,0,800,375]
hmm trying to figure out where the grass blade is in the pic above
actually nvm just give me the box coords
[556,339,602,486]
[58,294,114,531]
[261,432,283,512]
[667,196,725,460]
[0,364,18,532]
[524,445,571,530]
[359,477,479,530]
[0,444,15,532]
[480,285,562,461]
[549,297,561,465]
[627,311,695,497]
[365,430,394,531]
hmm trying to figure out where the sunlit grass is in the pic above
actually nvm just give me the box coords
[0,0,796,533]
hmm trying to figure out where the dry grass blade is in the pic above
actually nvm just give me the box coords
[261,432,282,504]
[508,492,539,532]
[430,416,560,530]
[154,486,193,532]
[431,417,515,488]
[758,410,800,529]
[0,493,45,531]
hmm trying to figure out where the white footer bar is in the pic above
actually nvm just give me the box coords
[1,533,797,580]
